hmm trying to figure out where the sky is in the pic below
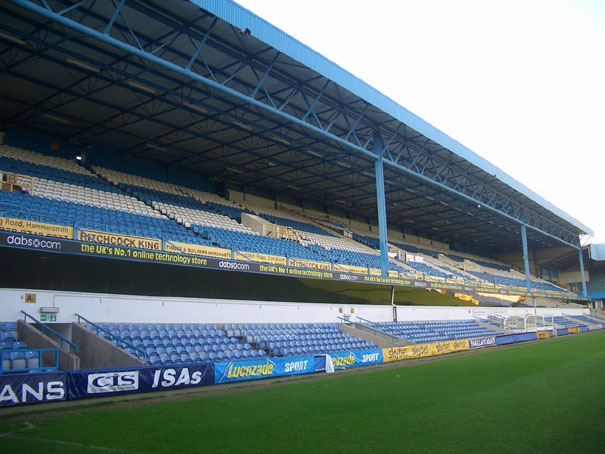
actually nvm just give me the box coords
[234,0,605,244]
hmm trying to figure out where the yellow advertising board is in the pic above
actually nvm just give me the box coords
[289,258,332,271]
[165,241,231,259]
[0,217,73,239]
[382,339,469,363]
[78,229,161,250]
[234,251,287,266]
[425,275,446,282]
[333,264,368,275]
[388,270,399,278]
[568,327,580,334]
[369,268,382,277]
[430,339,469,356]
[536,331,550,339]
[382,344,433,362]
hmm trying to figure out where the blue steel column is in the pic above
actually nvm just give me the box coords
[578,247,587,297]
[520,223,532,294]
[374,133,389,277]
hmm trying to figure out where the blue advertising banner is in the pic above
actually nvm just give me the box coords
[513,332,538,343]
[0,373,66,407]
[67,363,213,400]
[468,337,497,349]
[214,355,315,384]
[496,332,538,346]
[496,335,515,346]
[557,328,569,336]
[329,349,383,369]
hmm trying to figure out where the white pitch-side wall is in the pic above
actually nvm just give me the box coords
[0,288,589,325]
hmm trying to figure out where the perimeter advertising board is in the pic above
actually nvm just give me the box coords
[67,364,213,400]
[214,356,315,384]
[329,349,383,369]
[382,339,469,363]
[0,373,66,407]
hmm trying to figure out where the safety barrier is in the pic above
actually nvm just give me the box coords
[75,313,147,361]
[21,310,78,354]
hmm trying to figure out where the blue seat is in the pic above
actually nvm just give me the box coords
[10,351,26,369]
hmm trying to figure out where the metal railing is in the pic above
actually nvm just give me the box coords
[0,348,59,375]
[75,313,147,361]
[339,316,401,343]
[21,310,78,354]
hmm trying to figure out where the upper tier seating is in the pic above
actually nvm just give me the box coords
[0,146,575,291]
[469,272,565,292]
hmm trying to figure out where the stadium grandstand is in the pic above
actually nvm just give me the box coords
[0,0,601,410]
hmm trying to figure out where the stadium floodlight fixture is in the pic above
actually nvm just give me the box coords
[286,184,300,190]
[184,102,209,114]
[269,134,292,146]
[66,58,100,73]
[306,149,323,158]
[226,166,243,174]
[336,161,352,169]
[126,80,156,95]
[361,171,374,177]
[147,144,168,152]
[0,31,26,46]
[41,113,70,124]
[232,120,252,131]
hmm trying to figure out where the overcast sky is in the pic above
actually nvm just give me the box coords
[234,0,605,244]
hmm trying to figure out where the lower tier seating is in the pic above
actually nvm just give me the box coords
[369,320,500,344]
[0,322,45,373]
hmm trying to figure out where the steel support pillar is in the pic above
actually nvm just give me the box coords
[578,247,587,297]
[521,223,532,294]
[374,133,389,277]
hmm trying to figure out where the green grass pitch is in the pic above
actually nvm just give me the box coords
[0,330,603,453]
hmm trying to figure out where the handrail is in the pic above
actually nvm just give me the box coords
[336,316,352,324]
[75,313,147,361]
[21,310,78,354]
[355,323,402,343]
[0,348,59,375]
[349,316,402,343]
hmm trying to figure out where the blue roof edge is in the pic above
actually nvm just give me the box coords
[195,0,592,236]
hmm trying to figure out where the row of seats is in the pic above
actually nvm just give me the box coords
[0,323,42,373]
[0,145,575,290]
[89,322,269,364]
[89,321,376,364]
[370,320,500,344]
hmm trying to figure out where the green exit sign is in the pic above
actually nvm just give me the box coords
[40,314,57,322]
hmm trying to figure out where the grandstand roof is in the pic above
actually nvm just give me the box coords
[0,0,592,254]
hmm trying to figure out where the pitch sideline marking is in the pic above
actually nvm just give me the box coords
[1,421,140,453]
